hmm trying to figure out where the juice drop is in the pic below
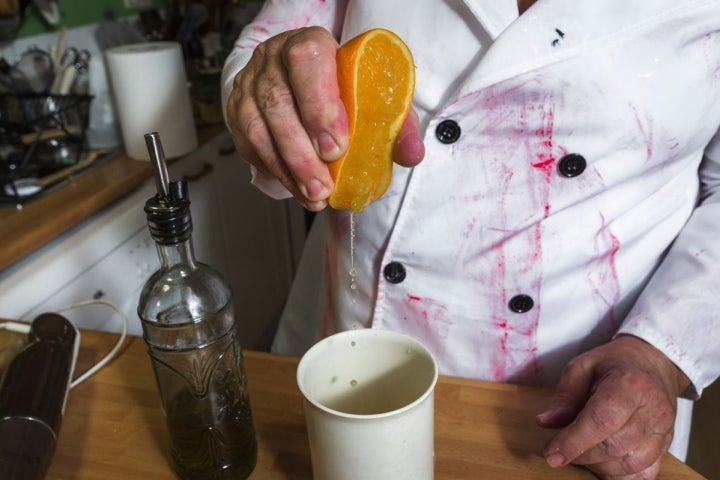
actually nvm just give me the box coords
[349,212,359,303]
[349,212,357,288]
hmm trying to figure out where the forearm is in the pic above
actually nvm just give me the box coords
[619,131,720,398]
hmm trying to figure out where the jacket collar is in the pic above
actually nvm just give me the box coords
[450,0,712,103]
[462,0,518,40]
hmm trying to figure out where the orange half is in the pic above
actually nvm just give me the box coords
[327,28,416,212]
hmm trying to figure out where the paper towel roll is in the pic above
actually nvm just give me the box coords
[105,42,198,160]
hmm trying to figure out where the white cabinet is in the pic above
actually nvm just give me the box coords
[173,131,306,349]
[0,131,306,350]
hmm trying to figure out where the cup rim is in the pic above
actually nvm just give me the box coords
[296,328,439,420]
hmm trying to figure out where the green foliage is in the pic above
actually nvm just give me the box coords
[17,0,165,37]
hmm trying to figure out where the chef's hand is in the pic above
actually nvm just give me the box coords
[225,26,424,211]
[536,335,690,479]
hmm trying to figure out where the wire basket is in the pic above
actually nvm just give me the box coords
[0,93,93,203]
[0,93,93,143]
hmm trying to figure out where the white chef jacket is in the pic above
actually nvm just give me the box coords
[222,0,720,460]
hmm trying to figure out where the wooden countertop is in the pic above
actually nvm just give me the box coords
[45,330,702,479]
[0,124,225,272]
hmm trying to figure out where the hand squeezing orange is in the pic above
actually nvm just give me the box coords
[327,28,416,212]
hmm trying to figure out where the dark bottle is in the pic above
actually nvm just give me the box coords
[137,132,257,479]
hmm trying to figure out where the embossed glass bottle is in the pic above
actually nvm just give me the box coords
[137,132,257,480]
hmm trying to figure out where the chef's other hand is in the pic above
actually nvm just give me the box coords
[536,335,690,480]
[226,26,424,212]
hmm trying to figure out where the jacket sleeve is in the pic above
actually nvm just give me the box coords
[618,127,720,399]
[220,0,348,199]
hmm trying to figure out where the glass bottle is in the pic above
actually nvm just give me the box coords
[137,132,257,479]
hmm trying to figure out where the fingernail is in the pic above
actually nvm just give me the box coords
[545,452,566,468]
[304,178,331,201]
[306,199,327,211]
[315,132,342,161]
[536,404,557,419]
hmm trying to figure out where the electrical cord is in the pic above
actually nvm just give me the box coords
[55,299,129,389]
[0,321,32,334]
[1,299,129,389]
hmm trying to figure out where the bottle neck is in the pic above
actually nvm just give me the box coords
[156,237,197,270]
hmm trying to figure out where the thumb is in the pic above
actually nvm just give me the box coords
[536,360,595,428]
[394,108,425,167]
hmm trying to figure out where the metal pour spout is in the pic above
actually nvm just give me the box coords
[145,132,170,199]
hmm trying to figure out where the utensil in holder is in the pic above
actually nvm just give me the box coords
[0,93,93,203]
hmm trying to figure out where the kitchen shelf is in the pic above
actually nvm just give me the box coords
[0,123,225,272]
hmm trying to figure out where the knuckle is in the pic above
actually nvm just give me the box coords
[250,40,271,63]
[226,95,246,127]
[620,452,659,478]
[284,41,313,68]
[285,148,318,174]
[283,27,334,67]
[560,356,587,379]
[601,436,627,459]
[232,64,250,90]
[588,405,620,433]
[619,368,649,390]
[300,99,332,126]
[241,113,268,147]
[260,86,295,113]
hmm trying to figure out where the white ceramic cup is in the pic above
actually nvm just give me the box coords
[297,329,438,480]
